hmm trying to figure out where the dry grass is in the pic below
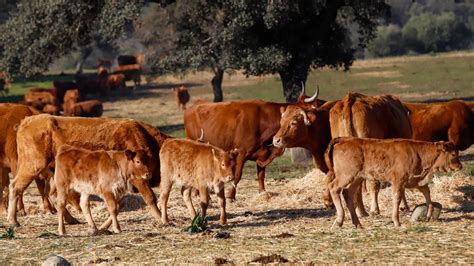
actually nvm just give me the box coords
[0,53,473,263]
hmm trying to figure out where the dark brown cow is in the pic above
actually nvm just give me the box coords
[405,101,474,151]
[173,86,190,111]
[159,139,237,225]
[325,137,462,228]
[7,114,169,226]
[185,87,324,200]
[53,81,77,107]
[63,100,103,117]
[75,75,125,97]
[113,64,141,88]
[0,104,55,216]
[328,93,413,215]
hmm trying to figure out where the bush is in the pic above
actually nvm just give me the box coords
[402,12,472,53]
[366,24,405,58]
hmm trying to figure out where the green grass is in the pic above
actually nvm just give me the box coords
[228,51,474,102]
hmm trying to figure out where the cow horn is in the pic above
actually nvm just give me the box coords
[300,110,311,126]
[299,81,306,98]
[304,85,319,103]
[198,128,204,142]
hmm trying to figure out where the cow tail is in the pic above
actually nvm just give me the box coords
[324,137,341,172]
[342,94,356,136]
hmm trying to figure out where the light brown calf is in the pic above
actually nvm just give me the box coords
[54,145,152,235]
[172,86,190,111]
[325,137,462,228]
[159,139,237,225]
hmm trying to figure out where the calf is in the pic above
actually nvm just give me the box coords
[325,137,462,228]
[159,139,237,225]
[63,100,103,117]
[173,86,190,111]
[54,145,152,235]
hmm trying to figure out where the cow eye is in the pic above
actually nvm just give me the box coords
[221,162,225,167]
[136,160,141,164]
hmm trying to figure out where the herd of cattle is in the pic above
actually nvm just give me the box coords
[0,54,144,118]
[0,82,473,235]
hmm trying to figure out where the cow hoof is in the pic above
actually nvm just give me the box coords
[354,223,364,229]
[331,220,343,230]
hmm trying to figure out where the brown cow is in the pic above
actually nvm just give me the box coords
[159,139,237,225]
[53,81,77,106]
[325,137,462,228]
[328,93,413,215]
[63,100,103,117]
[63,89,80,105]
[7,114,169,226]
[113,64,141,88]
[75,75,125,97]
[97,66,108,77]
[173,86,190,111]
[42,104,59,115]
[24,88,56,110]
[0,104,56,216]
[184,87,324,200]
[405,101,474,151]
[54,145,153,235]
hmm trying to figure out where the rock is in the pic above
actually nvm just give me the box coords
[289,148,312,164]
[410,202,442,222]
[42,255,70,266]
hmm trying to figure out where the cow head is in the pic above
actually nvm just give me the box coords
[125,149,153,180]
[297,83,321,106]
[273,105,317,148]
[107,74,126,91]
[63,89,80,104]
[212,148,238,183]
[434,142,463,172]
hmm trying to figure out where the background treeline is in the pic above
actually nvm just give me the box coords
[365,0,474,58]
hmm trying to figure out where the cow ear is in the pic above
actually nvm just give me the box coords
[435,142,447,152]
[212,148,219,161]
[125,150,136,160]
[280,106,286,115]
[307,112,317,124]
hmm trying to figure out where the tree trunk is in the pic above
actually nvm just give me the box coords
[75,46,93,75]
[211,68,224,102]
[278,61,310,103]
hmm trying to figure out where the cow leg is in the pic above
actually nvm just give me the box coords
[8,170,39,226]
[391,183,404,227]
[198,186,209,219]
[313,151,335,209]
[328,176,346,229]
[227,153,246,200]
[80,194,98,235]
[35,178,56,214]
[367,180,380,215]
[49,182,80,225]
[129,178,161,224]
[0,167,8,214]
[343,181,362,228]
[400,191,410,212]
[256,164,266,193]
[159,180,172,225]
[56,184,68,236]
[417,185,433,221]
[216,184,227,225]
[355,182,369,217]
[182,186,196,219]
[103,192,121,234]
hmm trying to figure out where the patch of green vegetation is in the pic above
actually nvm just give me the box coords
[228,52,474,102]
[406,224,432,233]
[184,215,208,234]
[0,226,15,239]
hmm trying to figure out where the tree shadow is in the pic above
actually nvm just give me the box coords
[459,153,474,162]
[444,184,474,214]
[143,82,203,91]
[158,123,184,134]
[418,96,474,103]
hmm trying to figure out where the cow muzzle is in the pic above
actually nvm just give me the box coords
[272,136,284,148]
[450,163,463,171]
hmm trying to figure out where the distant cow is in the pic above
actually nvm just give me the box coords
[7,114,169,226]
[97,59,112,71]
[328,93,412,215]
[54,145,153,235]
[325,137,462,228]
[159,139,237,225]
[405,101,474,151]
[24,88,57,110]
[97,66,108,77]
[63,89,80,105]
[173,86,190,111]
[76,75,125,96]
[185,87,324,200]
[63,100,103,117]
[113,64,141,88]
[53,81,77,106]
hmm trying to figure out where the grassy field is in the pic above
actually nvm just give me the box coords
[0,51,473,264]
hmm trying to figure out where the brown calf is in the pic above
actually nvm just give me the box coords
[54,145,152,235]
[325,137,462,228]
[159,139,237,225]
[173,86,190,111]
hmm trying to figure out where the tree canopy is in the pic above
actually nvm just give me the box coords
[0,0,143,79]
[151,0,388,102]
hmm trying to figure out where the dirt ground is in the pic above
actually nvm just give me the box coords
[0,71,473,264]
